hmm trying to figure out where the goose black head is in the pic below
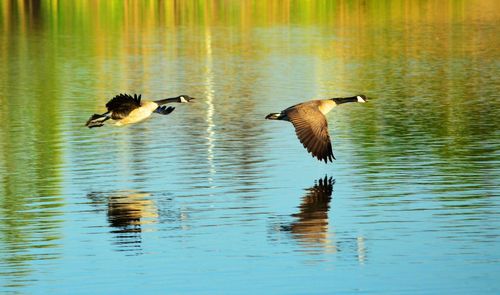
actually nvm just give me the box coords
[178,95,195,103]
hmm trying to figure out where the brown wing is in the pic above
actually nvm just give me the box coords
[105,93,142,120]
[286,105,335,163]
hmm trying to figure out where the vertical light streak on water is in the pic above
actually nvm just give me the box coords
[203,25,216,183]
[357,236,366,265]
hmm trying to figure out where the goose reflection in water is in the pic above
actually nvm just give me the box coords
[281,177,367,263]
[283,176,337,253]
[87,191,158,251]
[107,191,158,230]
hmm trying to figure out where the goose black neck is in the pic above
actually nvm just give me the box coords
[155,97,180,105]
[332,96,358,104]
[162,97,180,103]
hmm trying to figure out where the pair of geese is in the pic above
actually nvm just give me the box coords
[85,93,367,163]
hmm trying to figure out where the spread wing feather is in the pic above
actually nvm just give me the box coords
[105,93,142,120]
[286,106,335,163]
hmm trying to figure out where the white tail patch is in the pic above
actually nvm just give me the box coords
[357,95,366,103]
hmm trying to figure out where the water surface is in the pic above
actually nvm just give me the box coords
[1,1,499,294]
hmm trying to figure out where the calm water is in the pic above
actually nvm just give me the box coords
[1,1,500,294]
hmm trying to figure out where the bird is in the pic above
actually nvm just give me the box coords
[265,95,367,162]
[85,93,195,128]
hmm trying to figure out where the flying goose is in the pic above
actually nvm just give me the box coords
[85,93,195,128]
[265,95,367,162]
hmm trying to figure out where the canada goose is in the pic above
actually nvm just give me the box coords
[85,93,195,128]
[265,95,367,162]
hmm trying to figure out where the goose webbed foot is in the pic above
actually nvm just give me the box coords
[155,106,175,115]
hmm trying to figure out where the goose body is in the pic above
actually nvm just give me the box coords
[113,101,159,126]
[265,95,366,162]
[86,93,194,128]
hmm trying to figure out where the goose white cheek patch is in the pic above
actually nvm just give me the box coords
[357,96,366,103]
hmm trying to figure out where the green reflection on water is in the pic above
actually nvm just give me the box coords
[1,2,66,286]
[0,64,63,287]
